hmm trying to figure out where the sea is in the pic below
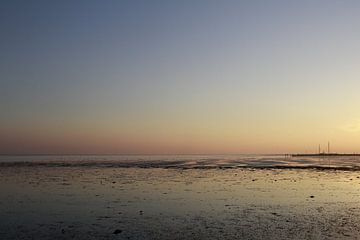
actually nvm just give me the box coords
[1,154,360,170]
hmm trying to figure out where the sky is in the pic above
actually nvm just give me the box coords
[2,0,360,154]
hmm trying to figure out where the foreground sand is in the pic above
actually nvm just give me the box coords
[1,166,360,239]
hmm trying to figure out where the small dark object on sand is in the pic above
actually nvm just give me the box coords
[310,195,315,198]
[139,210,144,215]
[113,229,122,234]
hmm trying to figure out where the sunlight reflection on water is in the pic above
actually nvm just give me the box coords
[1,154,360,170]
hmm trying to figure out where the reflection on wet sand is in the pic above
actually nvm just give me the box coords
[2,154,360,170]
[1,164,360,239]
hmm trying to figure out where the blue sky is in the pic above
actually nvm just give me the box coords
[2,1,360,154]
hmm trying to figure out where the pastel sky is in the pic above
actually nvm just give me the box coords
[2,1,360,154]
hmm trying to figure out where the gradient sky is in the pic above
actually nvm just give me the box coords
[2,0,360,154]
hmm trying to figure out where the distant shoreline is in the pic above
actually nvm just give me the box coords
[291,153,360,157]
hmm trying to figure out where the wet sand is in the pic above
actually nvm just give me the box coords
[1,164,360,239]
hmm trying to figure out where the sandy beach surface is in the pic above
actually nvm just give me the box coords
[1,155,360,239]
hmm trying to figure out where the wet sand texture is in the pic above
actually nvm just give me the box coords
[1,165,360,239]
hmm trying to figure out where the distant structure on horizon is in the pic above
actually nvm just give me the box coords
[318,142,331,154]
[291,142,360,157]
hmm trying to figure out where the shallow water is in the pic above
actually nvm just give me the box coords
[1,156,360,239]
[1,154,360,170]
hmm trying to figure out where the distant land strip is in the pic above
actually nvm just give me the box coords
[291,153,360,157]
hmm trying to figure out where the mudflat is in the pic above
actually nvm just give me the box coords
[1,164,360,239]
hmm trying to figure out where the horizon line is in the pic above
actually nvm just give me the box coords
[0,153,289,156]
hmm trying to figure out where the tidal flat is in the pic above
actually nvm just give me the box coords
[1,163,360,239]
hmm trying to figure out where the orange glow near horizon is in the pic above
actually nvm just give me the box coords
[2,114,360,154]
